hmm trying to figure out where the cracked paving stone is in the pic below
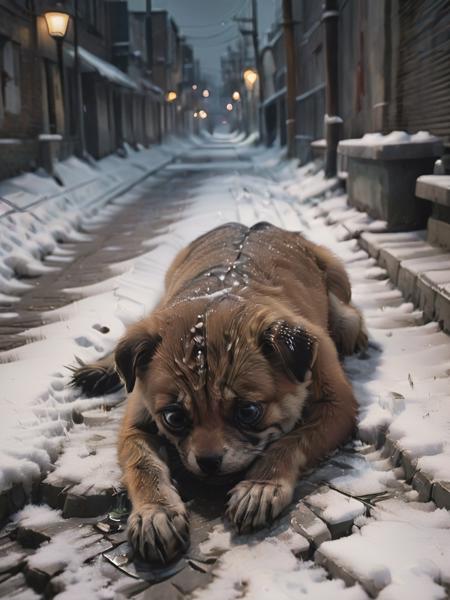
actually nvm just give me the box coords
[134,580,184,600]
[0,573,36,599]
[40,475,119,518]
[0,484,27,525]
[15,517,94,549]
[39,479,69,511]
[315,548,384,598]
[290,502,331,550]
[399,449,417,482]
[432,481,450,510]
[168,565,214,596]
[0,539,29,575]
[25,532,113,595]
[62,490,115,518]
[412,470,432,501]
[304,486,366,539]
[103,542,187,583]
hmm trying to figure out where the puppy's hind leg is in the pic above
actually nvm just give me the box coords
[328,293,368,356]
[68,352,122,397]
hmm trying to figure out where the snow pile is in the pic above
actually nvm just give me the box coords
[319,500,450,599]
[15,504,64,529]
[306,488,365,524]
[0,137,192,301]
[195,525,367,600]
[323,450,394,497]
[46,411,124,494]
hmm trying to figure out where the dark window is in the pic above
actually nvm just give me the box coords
[1,39,21,115]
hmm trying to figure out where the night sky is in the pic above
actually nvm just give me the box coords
[153,0,278,84]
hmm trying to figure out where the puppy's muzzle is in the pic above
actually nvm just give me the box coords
[196,454,223,475]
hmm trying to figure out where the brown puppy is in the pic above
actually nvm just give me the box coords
[71,222,367,564]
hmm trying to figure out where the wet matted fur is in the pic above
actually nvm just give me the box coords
[71,222,367,563]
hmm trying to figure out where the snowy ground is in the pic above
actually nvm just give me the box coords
[1,132,450,599]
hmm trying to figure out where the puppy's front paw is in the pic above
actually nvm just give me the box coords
[226,479,294,534]
[127,503,189,564]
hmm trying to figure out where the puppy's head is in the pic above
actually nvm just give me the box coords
[115,297,317,479]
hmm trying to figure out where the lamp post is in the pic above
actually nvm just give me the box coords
[243,68,259,134]
[43,9,70,103]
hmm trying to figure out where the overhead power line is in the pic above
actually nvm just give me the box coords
[177,0,249,30]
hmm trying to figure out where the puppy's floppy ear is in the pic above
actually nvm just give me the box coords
[261,320,317,383]
[115,325,161,393]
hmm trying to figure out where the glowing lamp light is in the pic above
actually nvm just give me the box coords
[166,91,177,102]
[192,84,198,90]
[232,91,241,101]
[226,103,233,112]
[44,11,70,39]
[199,110,208,120]
[202,89,210,98]
[193,111,199,118]
[243,68,258,90]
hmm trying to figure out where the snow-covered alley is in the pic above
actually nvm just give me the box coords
[1,133,450,600]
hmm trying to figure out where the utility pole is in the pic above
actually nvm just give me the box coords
[323,0,340,177]
[251,0,264,138]
[235,0,264,139]
[282,0,297,158]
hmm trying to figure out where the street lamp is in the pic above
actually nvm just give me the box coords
[166,91,177,102]
[232,91,241,101]
[199,110,208,120]
[226,103,233,112]
[243,68,258,91]
[202,89,210,98]
[44,10,71,104]
[44,11,70,38]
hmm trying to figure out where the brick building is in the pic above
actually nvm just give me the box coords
[0,0,198,182]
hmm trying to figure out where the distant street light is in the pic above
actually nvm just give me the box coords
[166,91,177,102]
[202,89,210,98]
[199,110,208,119]
[226,103,233,111]
[232,91,241,101]
[193,111,199,118]
[192,84,198,90]
[243,68,258,91]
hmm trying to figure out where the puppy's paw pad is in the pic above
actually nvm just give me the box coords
[226,480,293,534]
[127,504,189,564]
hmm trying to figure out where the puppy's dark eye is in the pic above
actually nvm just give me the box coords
[161,406,188,432]
[235,401,263,427]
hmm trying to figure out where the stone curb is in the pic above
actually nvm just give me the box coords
[315,199,450,512]
[359,231,450,333]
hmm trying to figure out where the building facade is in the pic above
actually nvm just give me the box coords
[261,11,287,147]
[0,0,197,181]
[289,0,450,164]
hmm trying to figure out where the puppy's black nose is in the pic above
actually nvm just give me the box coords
[196,454,223,475]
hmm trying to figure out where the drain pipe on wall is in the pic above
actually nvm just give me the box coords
[323,0,341,178]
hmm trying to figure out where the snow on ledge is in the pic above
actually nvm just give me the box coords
[338,130,443,160]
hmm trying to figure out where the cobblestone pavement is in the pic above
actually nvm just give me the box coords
[0,141,449,599]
